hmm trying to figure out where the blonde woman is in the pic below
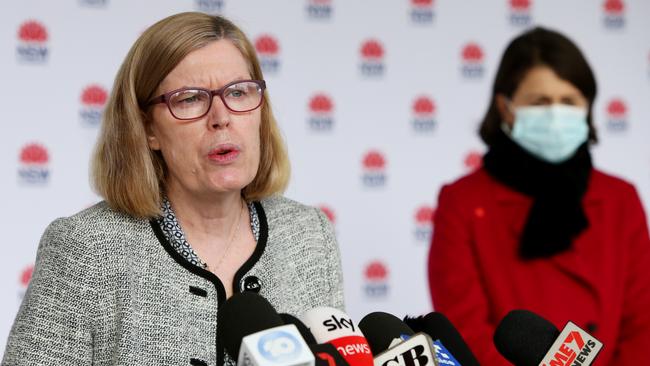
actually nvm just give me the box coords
[3,12,344,366]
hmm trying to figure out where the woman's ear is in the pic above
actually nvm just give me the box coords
[496,94,515,127]
[145,119,161,150]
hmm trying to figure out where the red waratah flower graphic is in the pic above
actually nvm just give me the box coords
[411,0,433,6]
[510,0,531,11]
[20,143,49,164]
[607,99,627,116]
[20,266,34,287]
[412,96,435,115]
[365,261,388,280]
[464,151,483,170]
[255,35,279,55]
[604,0,624,14]
[81,85,108,106]
[319,205,336,223]
[309,94,333,113]
[361,40,384,60]
[18,20,48,42]
[462,43,484,62]
[363,151,386,170]
[415,206,435,224]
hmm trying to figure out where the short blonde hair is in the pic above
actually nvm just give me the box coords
[92,12,290,218]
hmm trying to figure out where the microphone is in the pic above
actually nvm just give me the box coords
[281,313,349,366]
[219,292,315,365]
[494,310,603,366]
[358,311,437,366]
[300,307,373,366]
[404,313,480,366]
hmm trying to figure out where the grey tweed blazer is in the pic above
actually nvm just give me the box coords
[2,195,344,366]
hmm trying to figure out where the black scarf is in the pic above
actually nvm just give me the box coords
[482,128,592,259]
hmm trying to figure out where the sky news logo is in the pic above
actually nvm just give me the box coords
[308,93,334,131]
[411,95,437,132]
[606,98,628,131]
[306,0,332,19]
[461,42,484,79]
[18,143,50,185]
[410,0,435,24]
[80,84,108,127]
[603,0,625,29]
[195,0,223,14]
[508,0,532,27]
[16,20,48,63]
[361,150,387,187]
[464,150,483,171]
[359,39,385,77]
[414,206,435,243]
[255,35,280,74]
[364,260,389,298]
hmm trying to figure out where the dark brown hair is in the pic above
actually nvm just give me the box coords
[479,27,598,146]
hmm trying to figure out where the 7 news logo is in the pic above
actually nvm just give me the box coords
[257,330,302,363]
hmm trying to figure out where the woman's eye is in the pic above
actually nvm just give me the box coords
[227,89,246,98]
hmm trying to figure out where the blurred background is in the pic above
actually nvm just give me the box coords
[1,0,649,354]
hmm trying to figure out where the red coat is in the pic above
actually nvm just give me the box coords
[428,168,650,365]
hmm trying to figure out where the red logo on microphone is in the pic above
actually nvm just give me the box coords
[306,0,332,19]
[255,34,281,74]
[194,0,224,14]
[461,42,485,79]
[411,95,437,132]
[364,260,389,298]
[80,84,109,126]
[603,0,625,29]
[509,0,532,26]
[308,93,334,131]
[464,150,483,171]
[410,0,435,24]
[361,150,387,187]
[414,205,435,243]
[16,20,49,63]
[359,39,385,77]
[18,143,50,185]
[605,98,628,131]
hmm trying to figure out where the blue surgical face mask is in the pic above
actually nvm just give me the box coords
[502,104,589,163]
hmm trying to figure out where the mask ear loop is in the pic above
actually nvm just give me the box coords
[501,98,515,134]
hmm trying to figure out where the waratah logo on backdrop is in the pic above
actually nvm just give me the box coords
[364,260,389,298]
[79,0,109,7]
[255,35,280,74]
[461,42,485,79]
[306,0,332,19]
[18,265,34,299]
[411,95,437,132]
[603,0,625,29]
[80,84,108,127]
[464,150,483,171]
[308,93,334,131]
[16,20,49,63]
[414,206,435,243]
[195,0,224,14]
[361,150,387,187]
[410,0,435,24]
[359,39,385,77]
[18,143,50,185]
[318,205,336,225]
[606,98,628,131]
[508,0,532,27]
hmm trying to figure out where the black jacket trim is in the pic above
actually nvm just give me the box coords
[149,200,269,366]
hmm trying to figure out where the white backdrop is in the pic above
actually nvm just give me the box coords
[2,0,649,354]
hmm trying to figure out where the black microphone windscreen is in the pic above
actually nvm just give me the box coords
[358,311,415,355]
[421,312,480,366]
[218,292,284,360]
[493,309,560,366]
[280,313,317,345]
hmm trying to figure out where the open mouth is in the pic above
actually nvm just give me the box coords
[208,145,240,162]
